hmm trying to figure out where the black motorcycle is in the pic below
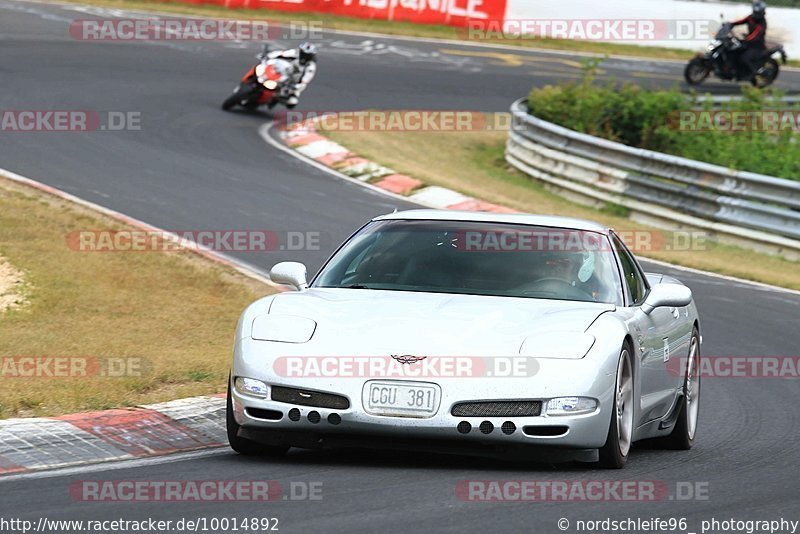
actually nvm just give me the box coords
[684,21,787,88]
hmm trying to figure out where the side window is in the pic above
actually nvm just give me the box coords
[612,235,647,305]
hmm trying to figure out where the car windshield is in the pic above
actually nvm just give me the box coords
[313,220,623,305]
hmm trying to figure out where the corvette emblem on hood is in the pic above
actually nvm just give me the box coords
[391,354,427,365]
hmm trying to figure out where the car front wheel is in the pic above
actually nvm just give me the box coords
[661,328,701,450]
[599,346,634,469]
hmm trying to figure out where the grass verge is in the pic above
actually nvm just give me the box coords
[324,125,800,290]
[0,175,272,418]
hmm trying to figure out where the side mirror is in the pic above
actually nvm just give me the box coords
[641,283,692,315]
[269,262,308,290]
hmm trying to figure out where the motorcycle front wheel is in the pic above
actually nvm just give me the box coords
[684,57,711,85]
[752,58,779,88]
[222,85,249,111]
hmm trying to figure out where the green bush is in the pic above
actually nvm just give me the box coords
[527,78,800,181]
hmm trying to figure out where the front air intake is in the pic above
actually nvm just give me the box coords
[451,401,542,417]
[245,408,283,421]
[522,425,569,437]
[271,386,350,410]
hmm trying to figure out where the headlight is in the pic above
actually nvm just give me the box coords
[545,397,598,416]
[255,64,267,77]
[519,332,595,359]
[263,79,278,91]
[251,314,317,343]
[234,377,269,398]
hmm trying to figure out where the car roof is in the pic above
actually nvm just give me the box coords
[373,209,611,235]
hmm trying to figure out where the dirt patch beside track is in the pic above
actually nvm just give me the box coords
[0,256,26,313]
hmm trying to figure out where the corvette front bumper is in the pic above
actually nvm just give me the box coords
[231,338,617,450]
[232,389,611,451]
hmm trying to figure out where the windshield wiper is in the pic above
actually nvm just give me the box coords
[343,284,371,289]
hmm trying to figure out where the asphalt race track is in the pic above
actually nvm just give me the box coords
[1,1,799,532]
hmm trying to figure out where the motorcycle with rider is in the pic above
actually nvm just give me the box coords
[222,42,318,112]
[684,1,786,88]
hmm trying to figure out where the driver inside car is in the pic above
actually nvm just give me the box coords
[522,250,598,301]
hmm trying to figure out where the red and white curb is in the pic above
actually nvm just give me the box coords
[279,119,516,214]
[0,395,226,475]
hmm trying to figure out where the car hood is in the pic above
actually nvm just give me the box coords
[263,288,615,356]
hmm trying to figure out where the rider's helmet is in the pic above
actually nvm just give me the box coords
[752,0,767,17]
[298,42,318,66]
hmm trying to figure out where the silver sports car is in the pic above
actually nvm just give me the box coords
[228,210,701,468]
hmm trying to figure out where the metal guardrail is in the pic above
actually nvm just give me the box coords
[506,99,800,256]
[696,94,800,105]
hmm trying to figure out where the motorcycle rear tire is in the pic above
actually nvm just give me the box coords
[752,58,779,88]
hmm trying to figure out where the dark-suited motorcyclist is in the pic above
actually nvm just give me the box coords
[729,0,767,79]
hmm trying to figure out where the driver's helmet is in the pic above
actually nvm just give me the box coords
[298,42,318,65]
[752,0,766,17]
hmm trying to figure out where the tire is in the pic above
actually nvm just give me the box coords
[221,86,248,111]
[752,58,779,88]
[226,378,289,457]
[661,328,701,450]
[684,57,710,86]
[221,93,241,111]
[598,345,634,469]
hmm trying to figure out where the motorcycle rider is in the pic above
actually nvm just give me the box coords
[259,42,318,109]
[729,1,767,79]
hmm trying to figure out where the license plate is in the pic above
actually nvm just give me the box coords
[362,381,441,418]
